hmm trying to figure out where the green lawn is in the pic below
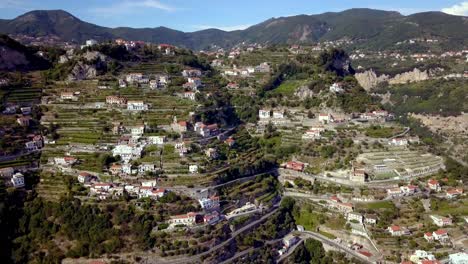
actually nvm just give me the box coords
[270,80,304,96]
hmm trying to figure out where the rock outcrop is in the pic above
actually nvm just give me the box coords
[67,51,109,81]
[355,68,430,90]
[388,68,429,85]
[294,85,315,98]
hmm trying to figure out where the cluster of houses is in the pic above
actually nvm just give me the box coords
[357,110,393,123]
[168,195,221,228]
[119,72,169,89]
[221,62,270,78]
[427,179,464,199]
[386,184,418,197]
[83,178,168,200]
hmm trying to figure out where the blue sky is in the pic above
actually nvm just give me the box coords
[0,0,467,32]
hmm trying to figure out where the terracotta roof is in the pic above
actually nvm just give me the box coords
[434,229,447,235]
[390,225,401,231]
[428,179,439,185]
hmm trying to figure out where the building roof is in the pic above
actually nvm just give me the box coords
[389,225,401,232]
[434,229,447,235]
[428,179,439,185]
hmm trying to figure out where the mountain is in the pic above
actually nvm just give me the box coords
[0,9,466,50]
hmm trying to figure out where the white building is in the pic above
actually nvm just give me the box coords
[169,212,197,226]
[302,129,321,140]
[389,138,408,146]
[148,136,165,145]
[318,113,333,123]
[138,163,156,174]
[184,91,196,101]
[11,172,25,188]
[85,39,98,46]
[272,111,284,119]
[347,212,364,224]
[189,164,198,174]
[259,109,271,119]
[130,125,145,136]
[127,101,148,111]
[198,196,220,210]
[78,172,92,183]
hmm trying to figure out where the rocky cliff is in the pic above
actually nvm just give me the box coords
[355,68,430,90]
[67,51,109,81]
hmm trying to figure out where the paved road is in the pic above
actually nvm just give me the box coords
[299,231,373,263]
[141,201,281,264]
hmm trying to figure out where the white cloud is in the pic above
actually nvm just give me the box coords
[442,1,468,16]
[193,24,252,31]
[90,0,175,15]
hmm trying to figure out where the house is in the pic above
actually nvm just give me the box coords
[350,167,367,183]
[130,125,145,136]
[54,156,77,166]
[285,161,305,172]
[78,172,92,183]
[184,91,196,101]
[318,113,333,123]
[258,109,271,119]
[226,82,239,89]
[283,234,300,248]
[194,123,218,137]
[424,232,434,242]
[189,164,198,174]
[169,212,197,226]
[85,39,98,46]
[389,138,408,146]
[446,188,463,199]
[401,184,418,195]
[205,148,218,159]
[203,211,220,225]
[372,110,389,117]
[387,187,402,197]
[410,250,437,263]
[20,107,31,115]
[138,163,156,174]
[302,129,321,140]
[17,116,30,126]
[91,183,112,192]
[364,214,378,225]
[255,62,270,73]
[432,229,449,242]
[428,179,441,192]
[225,137,235,147]
[0,167,14,177]
[430,215,452,227]
[187,77,202,87]
[148,136,165,145]
[106,96,127,105]
[109,164,122,175]
[347,212,364,223]
[121,163,132,174]
[388,225,404,236]
[127,101,148,111]
[10,173,25,188]
[171,119,188,133]
[336,202,354,213]
[199,196,220,210]
[182,69,202,78]
[61,92,76,100]
[272,111,284,119]
[126,73,144,83]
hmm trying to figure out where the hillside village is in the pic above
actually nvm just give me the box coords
[0,21,467,264]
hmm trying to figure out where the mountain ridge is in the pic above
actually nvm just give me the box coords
[0,9,466,50]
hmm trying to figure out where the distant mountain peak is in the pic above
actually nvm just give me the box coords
[0,8,466,50]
